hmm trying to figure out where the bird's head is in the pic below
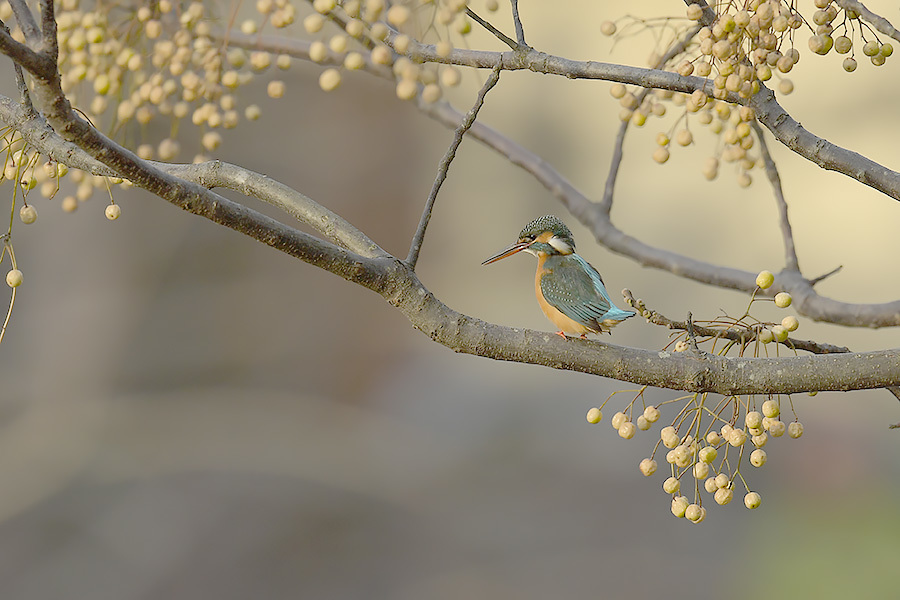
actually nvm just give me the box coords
[482,215,576,265]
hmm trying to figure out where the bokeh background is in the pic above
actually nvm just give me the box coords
[1,1,899,598]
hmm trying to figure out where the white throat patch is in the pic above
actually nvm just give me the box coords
[548,236,574,254]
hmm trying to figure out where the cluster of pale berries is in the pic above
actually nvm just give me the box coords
[609,81,762,186]
[587,397,803,523]
[303,0,483,102]
[669,269,797,351]
[805,0,894,72]
[29,0,296,164]
[752,269,799,344]
[1,139,124,218]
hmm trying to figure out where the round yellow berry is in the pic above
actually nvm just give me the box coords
[663,477,681,494]
[586,407,602,424]
[639,458,657,476]
[744,491,762,509]
[105,204,121,220]
[601,21,616,36]
[61,195,78,212]
[774,292,792,308]
[762,399,780,418]
[611,411,627,430]
[6,269,23,288]
[660,426,679,449]
[704,477,718,494]
[749,448,767,467]
[693,462,709,479]
[788,421,804,439]
[395,79,418,100]
[319,69,341,92]
[745,411,762,430]
[781,315,799,331]
[714,487,733,505]
[643,405,660,423]
[636,415,651,431]
[685,503,704,522]
[652,147,670,164]
[771,325,789,342]
[728,428,747,447]
[267,80,286,98]
[758,328,775,344]
[698,446,717,463]
[618,421,636,439]
[19,205,37,224]
[671,495,689,518]
[768,420,786,437]
[752,432,768,448]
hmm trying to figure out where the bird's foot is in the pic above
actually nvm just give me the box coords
[555,331,568,339]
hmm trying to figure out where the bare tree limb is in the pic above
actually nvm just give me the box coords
[418,99,900,327]
[753,121,799,272]
[836,0,900,44]
[465,7,518,50]
[509,0,527,47]
[407,60,502,268]
[8,0,39,46]
[2,7,899,395]
[623,289,851,355]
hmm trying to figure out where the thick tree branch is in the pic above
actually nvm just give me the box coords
[3,13,899,395]
[372,36,900,204]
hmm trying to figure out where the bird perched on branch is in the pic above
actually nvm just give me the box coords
[483,215,635,338]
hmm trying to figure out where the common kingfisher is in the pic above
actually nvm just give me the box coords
[483,215,635,338]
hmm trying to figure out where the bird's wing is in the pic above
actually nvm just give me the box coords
[540,254,628,328]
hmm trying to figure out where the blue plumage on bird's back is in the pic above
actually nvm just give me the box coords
[539,253,635,333]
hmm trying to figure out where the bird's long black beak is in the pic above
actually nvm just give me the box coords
[482,241,532,265]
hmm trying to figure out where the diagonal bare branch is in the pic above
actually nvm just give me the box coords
[601,22,704,215]
[465,7,518,50]
[509,0,526,47]
[407,61,502,269]
[7,0,39,46]
[753,121,799,272]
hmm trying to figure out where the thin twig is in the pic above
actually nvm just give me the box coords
[0,19,35,112]
[622,289,852,354]
[685,312,700,352]
[600,23,704,215]
[406,60,502,269]
[8,0,38,46]
[39,0,57,59]
[466,8,517,50]
[808,265,843,286]
[509,0,526,47]
[753,121,799,272]
[835,0,900,44]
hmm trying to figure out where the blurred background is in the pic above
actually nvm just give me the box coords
[1,1,899,598]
